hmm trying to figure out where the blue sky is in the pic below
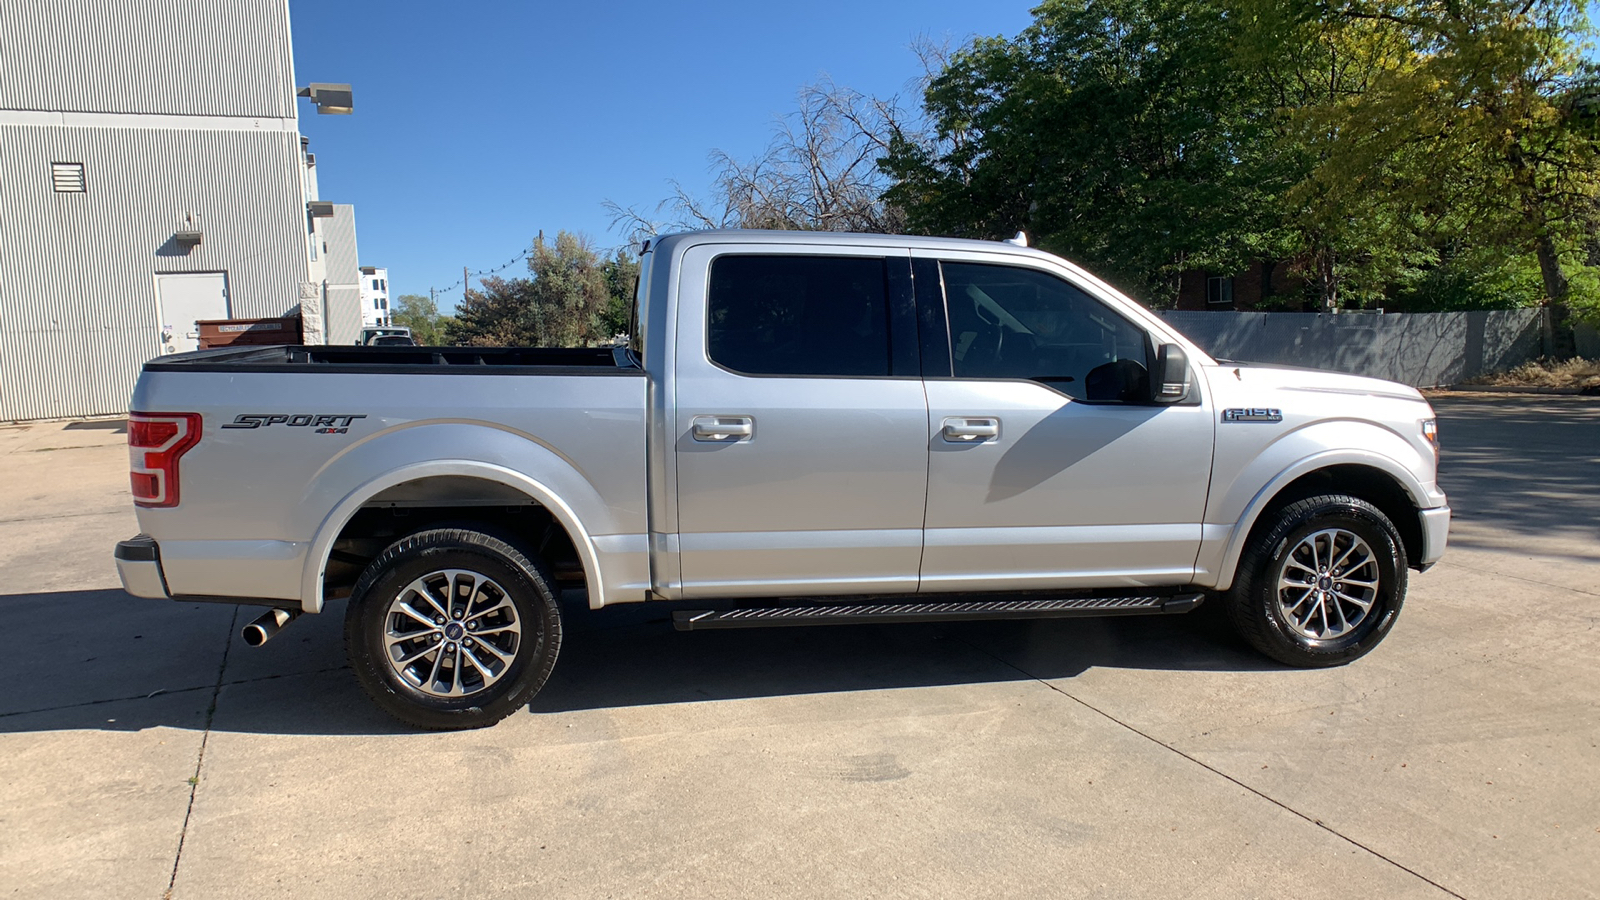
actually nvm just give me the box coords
[287,1,1037,310]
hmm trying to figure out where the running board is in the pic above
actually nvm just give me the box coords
[672,592,1204,631]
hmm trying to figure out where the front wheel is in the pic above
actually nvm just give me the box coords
[1225,494,1407,668]
[345,528,562,729]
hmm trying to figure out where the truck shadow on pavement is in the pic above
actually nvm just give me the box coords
[0,587,1273,735]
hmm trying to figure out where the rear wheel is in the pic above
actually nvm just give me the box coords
[1226,494,1407,668]
[345,528,561,729]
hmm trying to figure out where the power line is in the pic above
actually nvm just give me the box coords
[426,249,531,297]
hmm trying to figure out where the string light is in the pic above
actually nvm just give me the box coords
[426,250,531,296]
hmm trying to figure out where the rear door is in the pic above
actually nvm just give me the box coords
[672,244,927,599]
[914,254,1214,592]
[155,272,229,353]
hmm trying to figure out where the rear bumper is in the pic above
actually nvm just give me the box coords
[1418,505,1451,569]
[115,535,170,599]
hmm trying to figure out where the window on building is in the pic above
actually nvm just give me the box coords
[371,278,380,290]
[51,162,86,193]
[381,298,388,310]
[1207,276,1234,306]
[940,262,1150,402]
[707,255,891,377]
[374,299,381,310]
[380,279,387,291]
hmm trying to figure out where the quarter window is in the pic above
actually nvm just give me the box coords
[940,262,1150,401]
[707,255,891,377]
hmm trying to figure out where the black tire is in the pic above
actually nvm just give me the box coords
[344,528,562,730]
[1225,494,1407,668]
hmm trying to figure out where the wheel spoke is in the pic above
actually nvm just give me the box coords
[391,641,436,666]
[462,647,504,688]
[1334,589,1372,611]
[466,595,514,624]
[472,638,516,663]
[392,599,437,629]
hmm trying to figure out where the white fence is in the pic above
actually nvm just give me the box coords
[1157,309,1554,387]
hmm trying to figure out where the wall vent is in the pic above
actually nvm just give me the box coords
[51,162,86,193]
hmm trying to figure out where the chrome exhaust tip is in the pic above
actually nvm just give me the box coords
[242,608,301,647]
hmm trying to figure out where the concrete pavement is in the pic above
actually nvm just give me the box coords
[0,397,1594,898]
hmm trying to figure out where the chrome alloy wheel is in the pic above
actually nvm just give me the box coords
[1275,528,1380,640]
[383,568,522,698]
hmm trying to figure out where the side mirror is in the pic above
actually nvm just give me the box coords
[1151,343,1191,404]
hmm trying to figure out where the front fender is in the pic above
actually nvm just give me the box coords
[1199,419,1441,590]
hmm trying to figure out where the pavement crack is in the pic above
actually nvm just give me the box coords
[1437,559,1600,598]
[164,605,238,900]
[959,638,1469,900]
[0,665,350,720]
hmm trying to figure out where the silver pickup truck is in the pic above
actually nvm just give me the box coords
[116,230,1449,729]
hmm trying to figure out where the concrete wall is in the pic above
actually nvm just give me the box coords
[1159,309,1546,387]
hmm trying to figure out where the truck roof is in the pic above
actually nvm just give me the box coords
[647,229,1058,260]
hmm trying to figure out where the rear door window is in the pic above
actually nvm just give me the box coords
[707,255,891,377]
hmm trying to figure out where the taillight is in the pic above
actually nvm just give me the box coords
[129,412,202,508]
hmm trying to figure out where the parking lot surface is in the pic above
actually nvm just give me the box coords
[0,395,1595,899]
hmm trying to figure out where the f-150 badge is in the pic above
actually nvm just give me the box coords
[223,414,367,434]
[1222,408,1283,423]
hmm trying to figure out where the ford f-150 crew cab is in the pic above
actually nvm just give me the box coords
[115,230,1450,729]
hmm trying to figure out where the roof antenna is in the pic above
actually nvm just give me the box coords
[1004,231,1029,247]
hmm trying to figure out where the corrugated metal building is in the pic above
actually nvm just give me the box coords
[0,0,359,421]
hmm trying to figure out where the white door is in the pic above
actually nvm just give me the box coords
[155,272,229,353]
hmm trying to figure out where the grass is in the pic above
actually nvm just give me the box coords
[1463,357,1600,391]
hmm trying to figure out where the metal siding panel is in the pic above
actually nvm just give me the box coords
[0,0,295,118]
[322,205,361,286]
[324,286,363,346]
[1,123,308,420]
[1159,309,1544,387]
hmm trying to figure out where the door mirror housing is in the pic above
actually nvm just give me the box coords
[1151,343,1192,404]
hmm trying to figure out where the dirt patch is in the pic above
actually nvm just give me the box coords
[1462,357,1600,393]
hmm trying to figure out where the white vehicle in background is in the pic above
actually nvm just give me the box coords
[358,325,412,346]
[115,230,1449,729]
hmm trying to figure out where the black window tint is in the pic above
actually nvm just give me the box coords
[941,262,1149,401]
[708,255,891,377]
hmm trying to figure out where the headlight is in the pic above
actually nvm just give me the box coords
[1421,418,1439,466]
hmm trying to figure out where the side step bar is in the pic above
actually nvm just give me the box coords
[673,592,1204,631]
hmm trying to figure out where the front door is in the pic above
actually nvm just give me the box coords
[672,245,928,599]
[916,255,1214,592]
[155,272,229,353]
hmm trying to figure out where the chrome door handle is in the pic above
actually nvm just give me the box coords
[942,416,1000,442]
[692,415,754,442]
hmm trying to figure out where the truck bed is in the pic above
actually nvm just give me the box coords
[143,344,634,374]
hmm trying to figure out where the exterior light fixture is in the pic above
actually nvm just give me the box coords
[297,83,354,115]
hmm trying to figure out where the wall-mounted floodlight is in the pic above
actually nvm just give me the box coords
[297,83,354,115]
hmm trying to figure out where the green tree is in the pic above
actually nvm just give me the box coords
[601,248,639,339]
[1242,1,1600,323]
[445,232,620,347]
[884,0,1284,304]
[390,293,452,345]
